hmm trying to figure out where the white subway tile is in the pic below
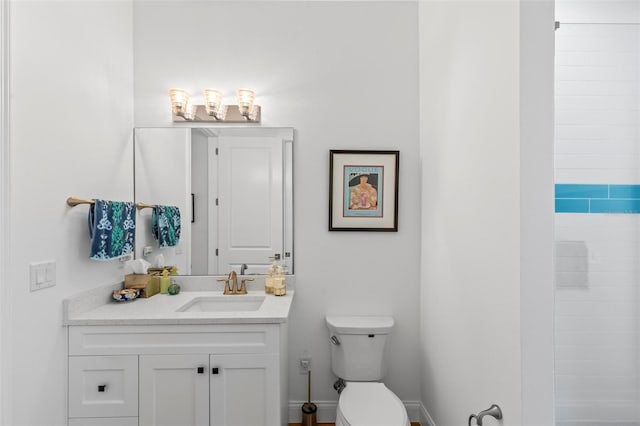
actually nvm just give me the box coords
[555,20,640,421]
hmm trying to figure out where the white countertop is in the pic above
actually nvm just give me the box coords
[63,277,295,326]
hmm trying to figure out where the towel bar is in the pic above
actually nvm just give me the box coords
[66,197,94,207]
[136,202,156,210]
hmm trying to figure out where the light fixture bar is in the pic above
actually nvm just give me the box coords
[171,104,261,123]
[170,88,261,123]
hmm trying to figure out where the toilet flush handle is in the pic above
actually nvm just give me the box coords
[330,335,341,345]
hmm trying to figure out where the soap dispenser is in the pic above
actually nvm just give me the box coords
[265,257,278,294]
[273,264,286,296]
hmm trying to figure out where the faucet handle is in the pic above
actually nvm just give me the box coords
[217,277,233,295]
[238,277,253,294]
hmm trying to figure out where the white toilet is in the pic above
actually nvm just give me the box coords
[326,315,410,426]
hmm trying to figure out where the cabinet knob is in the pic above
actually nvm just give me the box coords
[212,367,219,375]
[97,384,107,392]
[197,367,205,374]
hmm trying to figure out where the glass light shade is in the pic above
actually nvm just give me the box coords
[203,89,223,116]
[216,105,229,121]
[169,89,190,115]
[247,104,259,121]
[183,103,197,121]
[236,88,256,117]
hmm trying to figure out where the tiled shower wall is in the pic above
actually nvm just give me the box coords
[555,2,640,424]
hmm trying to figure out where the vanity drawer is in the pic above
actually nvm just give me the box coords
[69,324,279,356]
[68,355,138,418]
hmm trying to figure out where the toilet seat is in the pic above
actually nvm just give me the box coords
[336,382,410,426]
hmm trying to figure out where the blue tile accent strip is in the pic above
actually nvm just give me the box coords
[555,184,608,199]
[555,184,640,214]
[609,185,640,199]
[555,199,590,213]
[590,199,640,214]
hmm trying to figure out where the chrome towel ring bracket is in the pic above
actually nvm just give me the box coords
[469,404,503,426]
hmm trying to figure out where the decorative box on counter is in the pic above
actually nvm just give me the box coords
[147,266,178,275]
[124,273,159,298]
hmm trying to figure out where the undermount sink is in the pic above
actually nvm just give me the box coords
[176,295,266,313]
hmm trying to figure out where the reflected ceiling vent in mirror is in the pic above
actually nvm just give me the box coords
[169,88,261,123]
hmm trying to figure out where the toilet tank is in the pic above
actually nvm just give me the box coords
[326,316,394,381]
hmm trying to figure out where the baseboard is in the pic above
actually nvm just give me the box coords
[419,401,436,426]
[288,401,336,423]
[288,400,435,425]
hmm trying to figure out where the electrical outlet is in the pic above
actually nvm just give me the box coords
[299,357,311,374]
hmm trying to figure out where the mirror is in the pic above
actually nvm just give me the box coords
[134,127,293,275]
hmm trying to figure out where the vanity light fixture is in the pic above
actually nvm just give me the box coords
[203,89,224,119]
[169,88,190,116]
[169,88,261,123]
[183,102,198,121]
[236,88,258,120]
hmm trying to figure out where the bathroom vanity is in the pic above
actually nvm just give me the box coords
[63,279,294,426]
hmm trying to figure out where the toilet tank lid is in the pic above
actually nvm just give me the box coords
[326,316,394,334]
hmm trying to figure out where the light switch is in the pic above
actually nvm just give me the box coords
[45,262,55,281]
[36,268,45,284]
[29,260,56,291]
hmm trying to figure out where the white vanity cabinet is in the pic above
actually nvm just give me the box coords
[139,354,209,425]
[68,355,139,426]
[209,353,279,425]
[67,323,288,426]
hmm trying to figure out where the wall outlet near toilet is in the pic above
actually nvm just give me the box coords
[299,357,311,374]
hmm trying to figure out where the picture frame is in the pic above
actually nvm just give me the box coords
[329,149,399,232]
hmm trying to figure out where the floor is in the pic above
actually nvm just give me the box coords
[289,423,422,426]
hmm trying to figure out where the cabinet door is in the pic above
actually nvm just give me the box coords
[139,354,209,426]
[210,354,279,426]
[68,355,138,418]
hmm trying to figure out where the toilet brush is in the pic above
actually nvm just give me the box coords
[301,370,317,426]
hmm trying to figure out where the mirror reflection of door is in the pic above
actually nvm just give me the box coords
[213,136,284,275]
[135,127,293,276]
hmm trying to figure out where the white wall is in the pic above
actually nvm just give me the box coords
[191,130,210,275]
[520,1,556,425]
[0,0,10,423]
[419,1,524,424]
[133,0,422,413]
[3,1,559,424]
[9,2,134,424]
[134,127,192,273]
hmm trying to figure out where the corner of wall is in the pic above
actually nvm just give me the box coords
[0,0,12,423]
[519,1,556,424]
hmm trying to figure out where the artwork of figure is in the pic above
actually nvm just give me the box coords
[349,174,378,210]
[330,150,398,231]
[342,166,383,218]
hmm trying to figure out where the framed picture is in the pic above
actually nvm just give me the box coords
[329,150,399,232]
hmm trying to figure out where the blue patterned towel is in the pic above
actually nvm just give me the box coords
[88,199,136,260]
[151,205,181,247]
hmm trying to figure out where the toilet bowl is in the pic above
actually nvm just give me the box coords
[336,382,410,426]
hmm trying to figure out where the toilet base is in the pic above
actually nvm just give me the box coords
[335,382,410,426]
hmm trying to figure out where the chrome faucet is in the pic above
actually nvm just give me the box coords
[217,270,252,295]
[240,263,248,275]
